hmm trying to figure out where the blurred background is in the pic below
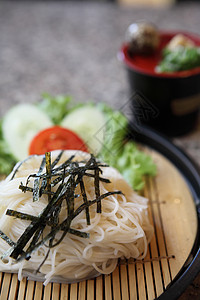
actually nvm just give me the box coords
[1,0,200,115]
[1,0,200,144]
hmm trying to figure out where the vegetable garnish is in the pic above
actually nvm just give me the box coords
[0,119,16,175]
[0,94,156,191]
[29,126,88,156]
[0,151,122,268]
[156,46,200,72]
[156,34,200,73]
[98,103,157,190]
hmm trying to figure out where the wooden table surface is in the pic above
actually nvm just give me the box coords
[0,1,200,299]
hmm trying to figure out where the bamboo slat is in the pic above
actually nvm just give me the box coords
[0,148,198,300]
[78,280,86,300]
[87,279,94,300]
[112,267,121,300]
[120,264,129,300]
[0,273,12,300]
[17,278,27,299]
[104,274,112,300]
[8,274,19,300]
[96,275,103,300]
[127,263,137,300]
[143,249,156,300]
[60,283,68,300]
[52,283,60,299]
[34,281,43,300]
[25,280,35,300]
[70,282,78,300]
[43,283,52,300]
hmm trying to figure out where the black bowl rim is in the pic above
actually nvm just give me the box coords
[130,123,200,300]
[119,30,200,79]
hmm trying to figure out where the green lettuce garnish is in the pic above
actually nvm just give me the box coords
[116,142,156,190]
[98,103,156,190]
[157,46,200,73]
[37,93,86,124]
[37,93,73,124]
[0,120,16,175]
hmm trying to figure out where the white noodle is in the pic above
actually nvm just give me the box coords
[0,150,153,285]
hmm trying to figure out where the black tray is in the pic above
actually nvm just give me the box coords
[129,123,200,300]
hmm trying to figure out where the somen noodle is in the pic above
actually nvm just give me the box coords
[0,150,153,285]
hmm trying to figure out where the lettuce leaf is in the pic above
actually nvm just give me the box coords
[37,93,73,124]
[157,46,200,72]
[116,142,156,190]
[98,103,156,190]
[0,120,16,175]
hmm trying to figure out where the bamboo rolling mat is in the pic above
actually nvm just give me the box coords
[0,148,198,300]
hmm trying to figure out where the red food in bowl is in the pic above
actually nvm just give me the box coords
[121,31,200,78]
[119,31,200,136]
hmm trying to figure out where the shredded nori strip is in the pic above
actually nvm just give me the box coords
[79,176,90,225]
[6,209,88,238]
[0,230,16,247]
[0,151,122,270]
[6,210,38,222]
[45,152,51,204]
[33,155,46,202]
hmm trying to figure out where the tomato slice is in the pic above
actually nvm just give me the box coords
[29,126,88,155]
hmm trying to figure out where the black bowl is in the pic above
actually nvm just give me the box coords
[119,31,200,137]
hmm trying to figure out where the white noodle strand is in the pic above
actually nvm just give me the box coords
[0,150,153,284]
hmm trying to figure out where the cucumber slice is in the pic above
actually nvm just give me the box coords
[61,106,106,154]
[2,103,53,161]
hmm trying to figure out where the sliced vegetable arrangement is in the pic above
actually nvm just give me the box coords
[0,94,156,190]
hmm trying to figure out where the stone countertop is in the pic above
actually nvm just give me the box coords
[0,1,200,299]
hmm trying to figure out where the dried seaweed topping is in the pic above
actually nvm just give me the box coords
[0,151,122,270]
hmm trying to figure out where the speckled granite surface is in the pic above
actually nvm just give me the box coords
[0,1,200,299]
[0,1,200,163]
